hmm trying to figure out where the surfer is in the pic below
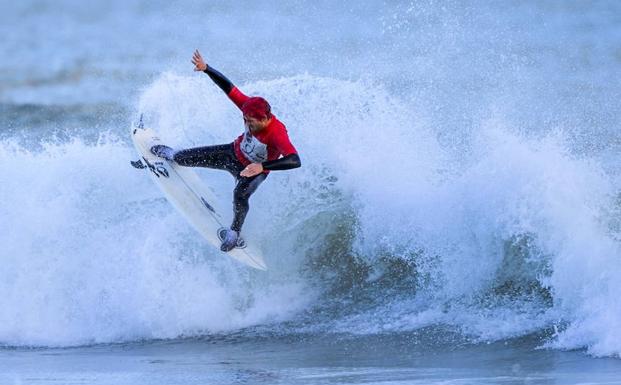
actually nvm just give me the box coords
[150,50,301,252]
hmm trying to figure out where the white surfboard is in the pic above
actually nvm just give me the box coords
[130,123,267,270]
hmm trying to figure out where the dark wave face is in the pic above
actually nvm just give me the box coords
[1,0,621,358]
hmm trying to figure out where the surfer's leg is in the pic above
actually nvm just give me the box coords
[173,143,240,173]
[231,173,267,232]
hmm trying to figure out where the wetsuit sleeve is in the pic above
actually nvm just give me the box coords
[203,66,249,110]
[203,66,233,93]
[262,153,301,171]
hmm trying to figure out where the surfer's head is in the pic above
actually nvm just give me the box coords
[242,97,272,132]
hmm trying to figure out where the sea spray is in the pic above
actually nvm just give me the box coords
[0,136,310,347]
[1,73,620,359]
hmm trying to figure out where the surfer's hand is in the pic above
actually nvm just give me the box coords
[240,163,263,177]
[192,49,207,71]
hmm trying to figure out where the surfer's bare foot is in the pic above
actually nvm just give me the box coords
[219,228,239,252]
[150,145,175,161]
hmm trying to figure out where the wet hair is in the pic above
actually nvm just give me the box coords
[241,97,272,120]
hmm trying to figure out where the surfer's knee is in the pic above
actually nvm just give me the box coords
[234,180,254,201]
[233,188,251,205]
[170,149,190,165]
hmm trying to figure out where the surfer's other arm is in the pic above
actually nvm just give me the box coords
[263,153,301,171]
[240,153,301,177]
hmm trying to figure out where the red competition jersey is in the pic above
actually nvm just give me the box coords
[227,87,297,168]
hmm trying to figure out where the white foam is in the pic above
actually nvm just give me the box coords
[3,72,621,359]
[0,135,311,347]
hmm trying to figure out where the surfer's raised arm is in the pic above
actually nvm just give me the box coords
[192,49,249,109]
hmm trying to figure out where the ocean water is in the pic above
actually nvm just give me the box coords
[2,0,621,383]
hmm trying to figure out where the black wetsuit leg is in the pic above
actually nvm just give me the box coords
[173,143,241,176]
[173,142,267,233]
[232,173,267,232]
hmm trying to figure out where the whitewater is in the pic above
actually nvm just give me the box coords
[1,0,621,383]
